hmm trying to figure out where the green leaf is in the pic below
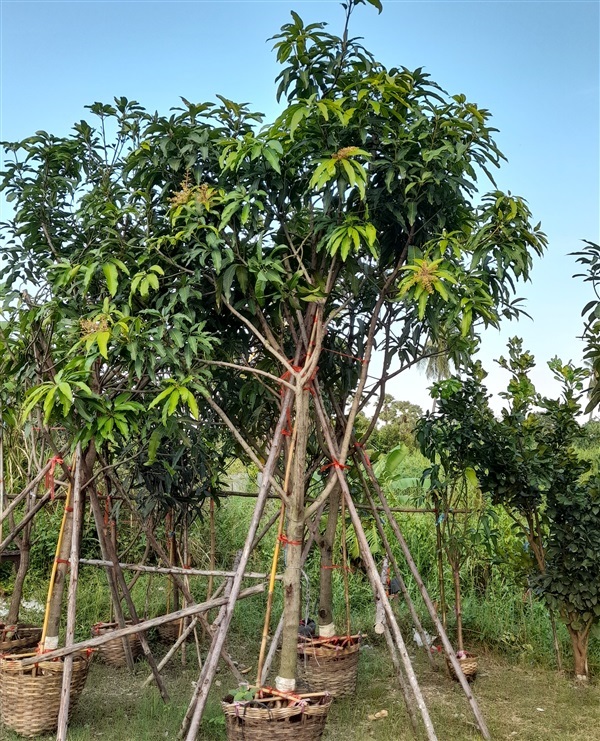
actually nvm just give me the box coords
[43,387,57,423]
[219,200,241,229]
[58,382,73,404]
[96,331,110,360]
[167,389,180,417]
[366,0,383,12]
[147,428,163,464]
[102,263,118,297]
[263,146,281,174]
[290,107,307,138]
[465,467,478,487]
[407,202,417,227]
[222,264,237,301]
[185,390,199,419]
[149,386,174,410]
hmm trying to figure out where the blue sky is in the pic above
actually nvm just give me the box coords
[1,0,599,411]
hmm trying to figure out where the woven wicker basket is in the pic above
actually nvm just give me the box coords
[157,618,193,644]
[446,652,478,683]
[0,623,42,653]
[0,651,91,737]
[222,691,332,741]
[91,621,143,668]
[297,636,360,697]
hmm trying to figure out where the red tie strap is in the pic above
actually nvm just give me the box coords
[45,456,64,500]
[277,534,302,547]
[320,460,349,472]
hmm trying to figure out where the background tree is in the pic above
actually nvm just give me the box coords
[573,240,600,413]
[418,340,600,678]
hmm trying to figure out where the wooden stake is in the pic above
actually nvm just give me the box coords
[78,559,275,580]
[138,526,245,684]
[374,557,389,635]
[87,486,135,671]
[383,623,420,736]
[142,618,199,688]
[207,498,215,599]
[0,491,52,552]
[256,418,298,686]
[41,482,74,651]
[260,504,326,686]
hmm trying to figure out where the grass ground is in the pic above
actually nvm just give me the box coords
[1,635,598,741]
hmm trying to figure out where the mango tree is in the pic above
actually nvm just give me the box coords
[2,0,549,731]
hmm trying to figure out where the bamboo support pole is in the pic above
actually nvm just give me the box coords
[180,552,242,737]
[142,618,199,688]
[0,458,54,527]
[374,557,389,635]
[311,390,437,741]
[0,404,4,545]
[138,526,245,685]
[354,462,435,668]
[89,487,169,701]
[355,447,491,740]
[207,498,215,599]
[251,506,282,551]
[78,559,278,581]
[383,623,420,736]
[256,419,298,686]
[16,584,266,667]
[256,504,285,685]
[219,489,471,515]
[0,491,52,552]
[340,490,351,637]
[435,508,447,629]
[180,395,292,741]
[260,615,284,686]
[57,446,83,741]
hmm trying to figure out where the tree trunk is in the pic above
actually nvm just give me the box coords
[567,625,589,681]
[42,495,75,650]
[451,560,463,652]
[7,517,31,624]
[317,483,340,636]
[277,385,309,691]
